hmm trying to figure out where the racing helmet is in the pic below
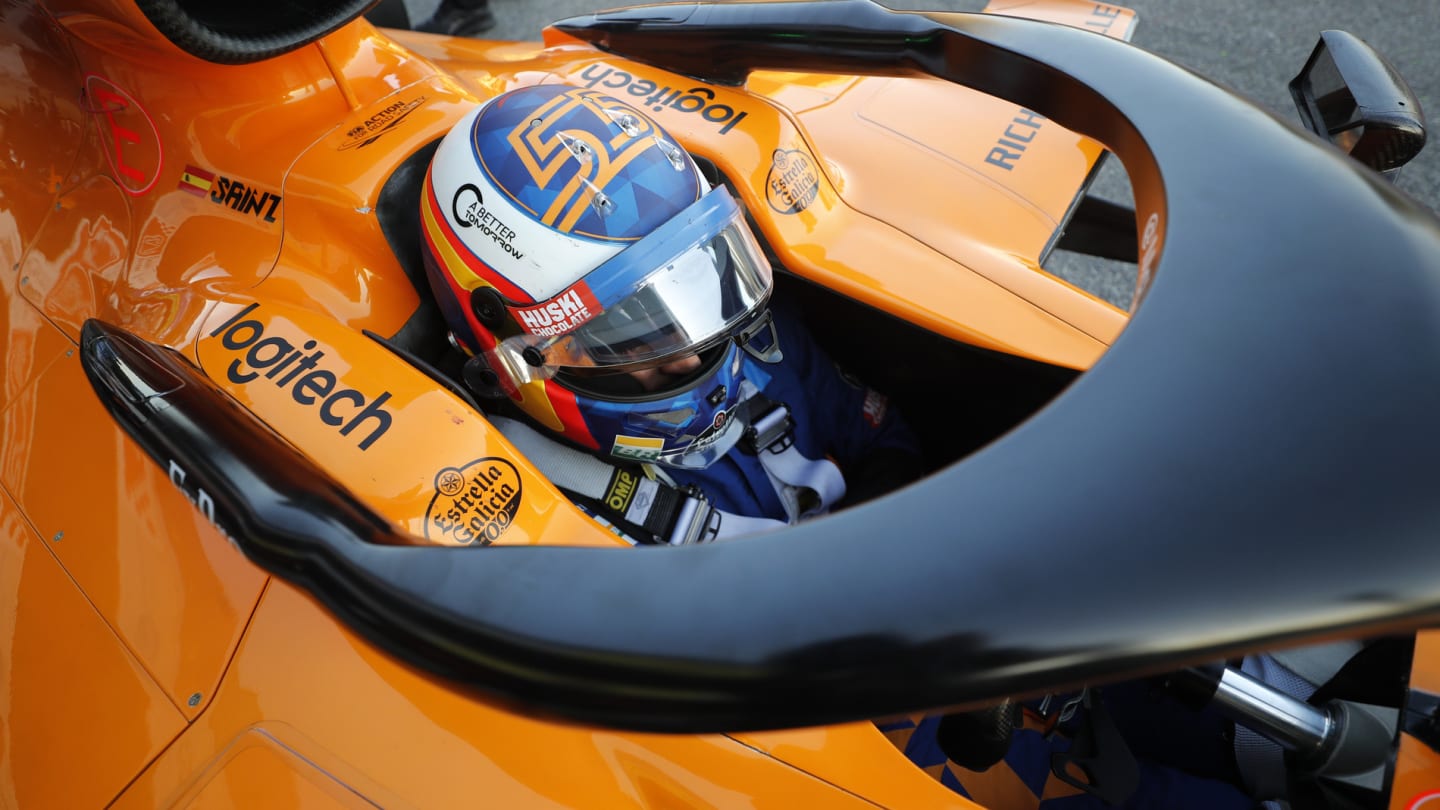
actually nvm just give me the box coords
[420,84,780,469]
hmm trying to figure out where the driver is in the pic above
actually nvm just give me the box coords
[417,84,925,544]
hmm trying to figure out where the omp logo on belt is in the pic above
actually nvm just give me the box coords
[426,458,523,545]
[605,468,641,513]
[208,303,395,450]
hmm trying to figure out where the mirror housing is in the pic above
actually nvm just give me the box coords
[1289,30,1426,181]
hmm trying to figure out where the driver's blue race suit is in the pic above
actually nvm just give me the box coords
[660,304,924,524]
[546,305,1254,810]
[661,308,1255,810]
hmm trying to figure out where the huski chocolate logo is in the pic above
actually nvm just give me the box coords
[513,283,601,337]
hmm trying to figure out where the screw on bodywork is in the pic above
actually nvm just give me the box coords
[65,349,73,358]
[188,692,202,707]
[51,531,63,542]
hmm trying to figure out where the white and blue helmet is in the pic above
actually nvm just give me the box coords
[420,84,779,468]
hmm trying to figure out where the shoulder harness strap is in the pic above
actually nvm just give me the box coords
[489,416,783,544]
[739,393,847,521]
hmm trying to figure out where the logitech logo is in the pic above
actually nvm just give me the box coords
[577,64,749,135]
[208,303,394,451]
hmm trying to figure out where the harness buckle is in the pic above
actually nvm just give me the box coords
[666,486,721,545]
[742,401,793,454]
[1034,689,1088,736]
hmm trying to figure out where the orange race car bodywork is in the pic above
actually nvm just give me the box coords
[3,0,1440,807]
[0,2,1127,806]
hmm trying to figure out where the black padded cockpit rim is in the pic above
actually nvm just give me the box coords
[133,0,379,64]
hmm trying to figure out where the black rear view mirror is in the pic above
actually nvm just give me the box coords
[1290,29,1426,181]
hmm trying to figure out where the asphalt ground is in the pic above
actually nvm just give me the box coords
[410,0,1440,305]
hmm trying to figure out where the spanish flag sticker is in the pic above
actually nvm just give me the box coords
[178,165,214,197]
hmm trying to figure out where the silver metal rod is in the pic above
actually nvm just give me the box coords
[1207,666,1333,757]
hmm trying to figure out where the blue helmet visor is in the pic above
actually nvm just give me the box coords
[490,187,772,385]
